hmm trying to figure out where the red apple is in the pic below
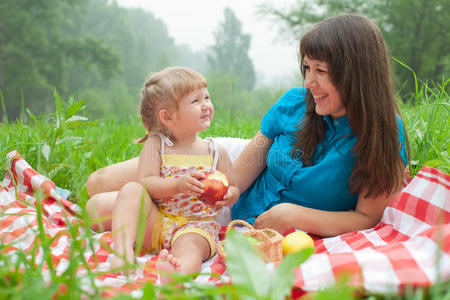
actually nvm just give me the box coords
[199,170,229,205]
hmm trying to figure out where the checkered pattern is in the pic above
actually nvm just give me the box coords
[1,150,448,296]
[293,166,449,294]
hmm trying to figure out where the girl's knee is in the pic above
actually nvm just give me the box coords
[119,181,145,194]
[117,182,151,206]
[85,194,113,231]
[86,194,102,215]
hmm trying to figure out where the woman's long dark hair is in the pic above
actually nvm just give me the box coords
[291,14,409,198]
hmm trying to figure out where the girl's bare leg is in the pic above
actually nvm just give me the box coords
[156,233,211,284]
[85,191,118,232]
[110,181,158,272]
[85,157,139,231]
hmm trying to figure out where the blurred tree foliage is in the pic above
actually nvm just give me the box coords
[0,0,120,121]
[208,7,256,91]
[259,0,449,100]
[0,0,208,120]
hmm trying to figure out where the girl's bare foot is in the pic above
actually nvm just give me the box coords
[110,252,134,274]
[156,249,182,284]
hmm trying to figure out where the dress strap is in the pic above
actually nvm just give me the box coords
[149,132,173,166]
[206,138,219,170]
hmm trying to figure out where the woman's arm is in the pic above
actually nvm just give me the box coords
[86,157,140,196]
[137,136,205,199]
[214,143,240,207]
[233,130,273,193]
[254,189,398,236]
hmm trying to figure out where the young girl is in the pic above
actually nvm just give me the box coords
[109,67,239,280]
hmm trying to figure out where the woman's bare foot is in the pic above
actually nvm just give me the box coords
[156,249,182,284]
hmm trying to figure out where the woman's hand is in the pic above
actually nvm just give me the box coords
[176,171,206,196]
[254,190,397,237]
[214,186,240,207]
[253,203,294,234]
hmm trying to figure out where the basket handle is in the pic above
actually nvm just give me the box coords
[226,219,254,232]
[247,229,271,244]
[261,228,283,239]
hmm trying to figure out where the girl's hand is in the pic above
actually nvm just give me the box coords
[176,171,206,196]
[214,186,240,207]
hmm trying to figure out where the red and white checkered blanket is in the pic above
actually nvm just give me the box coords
[1,150,449,296]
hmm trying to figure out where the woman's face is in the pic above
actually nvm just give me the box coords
[303,56,345,119]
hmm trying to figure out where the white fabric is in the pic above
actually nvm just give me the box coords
[211,137,250,225]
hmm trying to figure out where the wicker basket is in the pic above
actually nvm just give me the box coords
[217,220,283,263]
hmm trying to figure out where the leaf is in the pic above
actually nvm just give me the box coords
[313,275,355,300]
[134,192,148,258]
[55,136,84,145]
[26,109,47,140]
[270,248,314,300]
[142,281,157,299]
[66,120,97,130]
[66,115,88,122]
[225,229,271,297]
[41,143,51,162]
[54,117,64,142]
[424,160,450,173]
[65,100,86,120]
[53,88,64,116]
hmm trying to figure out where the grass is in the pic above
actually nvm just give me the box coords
[399,79,450,175]
[0,81,449,299]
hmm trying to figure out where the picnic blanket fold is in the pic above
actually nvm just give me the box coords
[295,166,449,294]
[1,151,449,296]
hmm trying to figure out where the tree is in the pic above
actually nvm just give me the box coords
[0,0,120,120]
[375,0,449,93]
[259,0,450,99]
[208,7,255,91]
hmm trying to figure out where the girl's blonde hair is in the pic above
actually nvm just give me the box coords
[137,66,207,143]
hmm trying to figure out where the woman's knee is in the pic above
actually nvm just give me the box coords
[86,168,108,197]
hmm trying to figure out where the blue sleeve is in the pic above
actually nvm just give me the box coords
[260,87,307,139]
[260,96,282,139]
[396,115,408,166]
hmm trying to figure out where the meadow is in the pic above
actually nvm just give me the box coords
[0,78,448,299]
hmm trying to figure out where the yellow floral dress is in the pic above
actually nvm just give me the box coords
[149,133,221,257]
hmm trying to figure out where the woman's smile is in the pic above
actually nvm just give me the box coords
[312,93,329,104]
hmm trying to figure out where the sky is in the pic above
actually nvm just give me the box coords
[115,0,300,86]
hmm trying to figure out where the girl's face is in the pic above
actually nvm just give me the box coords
[303,56,345,119]
[174,87,214,134]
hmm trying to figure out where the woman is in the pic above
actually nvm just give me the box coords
[231,14,408,236]
[85,14,408,237]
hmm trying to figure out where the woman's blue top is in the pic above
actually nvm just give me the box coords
[231,87,408,223]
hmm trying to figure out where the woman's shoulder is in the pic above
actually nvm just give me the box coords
[280,87,307,103]
[268,87,306,111]
[261,87,307,139]
[269,87,307,116]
